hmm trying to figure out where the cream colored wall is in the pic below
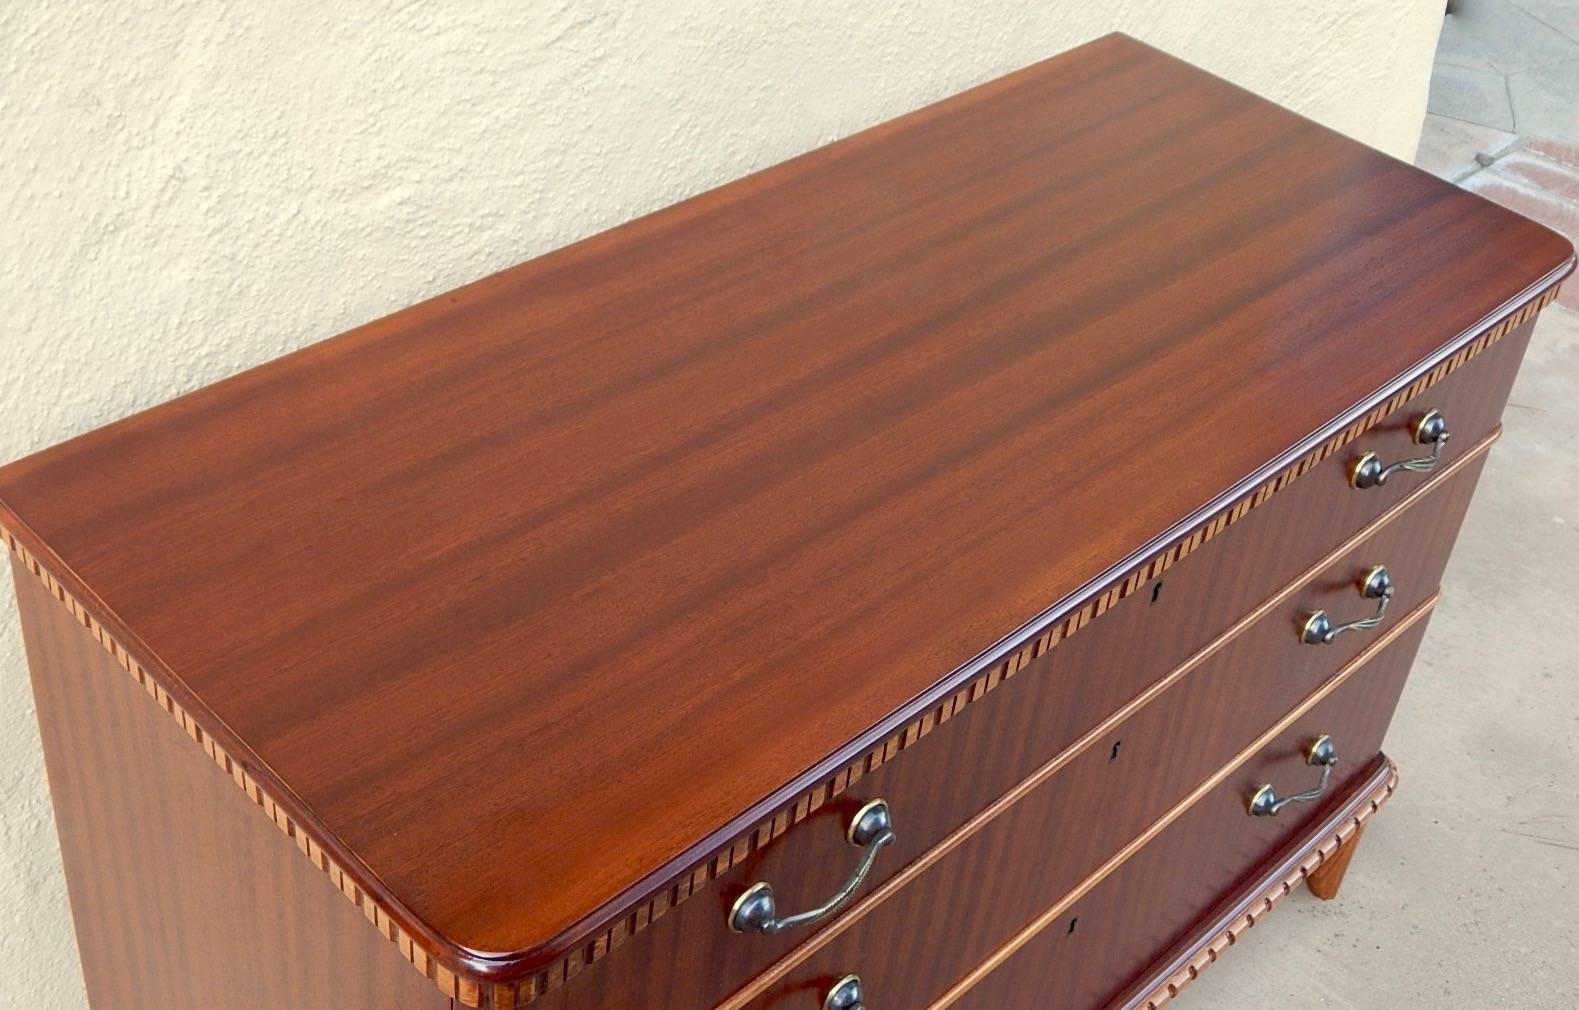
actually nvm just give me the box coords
[0,3,1440,1005]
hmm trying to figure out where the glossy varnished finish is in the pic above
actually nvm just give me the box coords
[12,567,454,1010]
[0,33,1569,984]
[1120,765,1397,1010]
[945,616,1433,1010]
[501,429,1492,1010]
[736,604,1436,1010]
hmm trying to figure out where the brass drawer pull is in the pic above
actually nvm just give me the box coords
[1300,566,1393,644]
[1249,736,1338,816]
[729,799,895,935]
[824,974,867,1010]
[1350,410,1449,489]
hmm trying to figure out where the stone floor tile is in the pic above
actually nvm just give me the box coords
[1415,113,1519,179]
[1428,62,1516,130]
[1509,58,1579,144]
[1491,147,1579,198]
[1507,0,1579,39]
[1438,0,1579,73]
[1524,135,1579,167]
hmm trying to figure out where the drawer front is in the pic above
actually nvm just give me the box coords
[530,432,1491,1010]
[725,588,1436,1010]
[944,614,1431,1010]
[1020,316,1530,769]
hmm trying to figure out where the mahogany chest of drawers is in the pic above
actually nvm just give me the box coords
[3,33,1570,1010]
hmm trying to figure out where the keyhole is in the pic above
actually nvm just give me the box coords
[1110,740,1123,763]
[1067,917,1079,935]
[1150,580,1165,605]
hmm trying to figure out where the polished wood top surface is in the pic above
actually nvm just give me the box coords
[0,34,1569,976]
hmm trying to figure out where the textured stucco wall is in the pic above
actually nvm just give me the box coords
[0,3,1441,1005]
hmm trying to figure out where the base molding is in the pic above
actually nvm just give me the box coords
[1114,757,1400,1010]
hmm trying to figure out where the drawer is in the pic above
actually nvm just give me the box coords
[717,580,1436,1010]
[531,444,1482,1010]
[943,613,1431,1010]
[1018,316,1531,771]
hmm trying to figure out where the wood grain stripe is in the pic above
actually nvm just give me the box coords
[0,533,474,1004]
[713,423,1497,1009]
[721,592,1435,1010]
[1116,760,1400,1010]
[924,615,1423,1010]
[0,288,1552,1007]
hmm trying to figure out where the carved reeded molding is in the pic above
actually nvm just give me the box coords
[0,286,1553,1008]
[1131,761,1400,1010]
[0,535,491,1003]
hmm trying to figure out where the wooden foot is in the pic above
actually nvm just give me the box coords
[1307,824,1366,900]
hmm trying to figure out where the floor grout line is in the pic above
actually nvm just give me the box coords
[1506,0,1579,50]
